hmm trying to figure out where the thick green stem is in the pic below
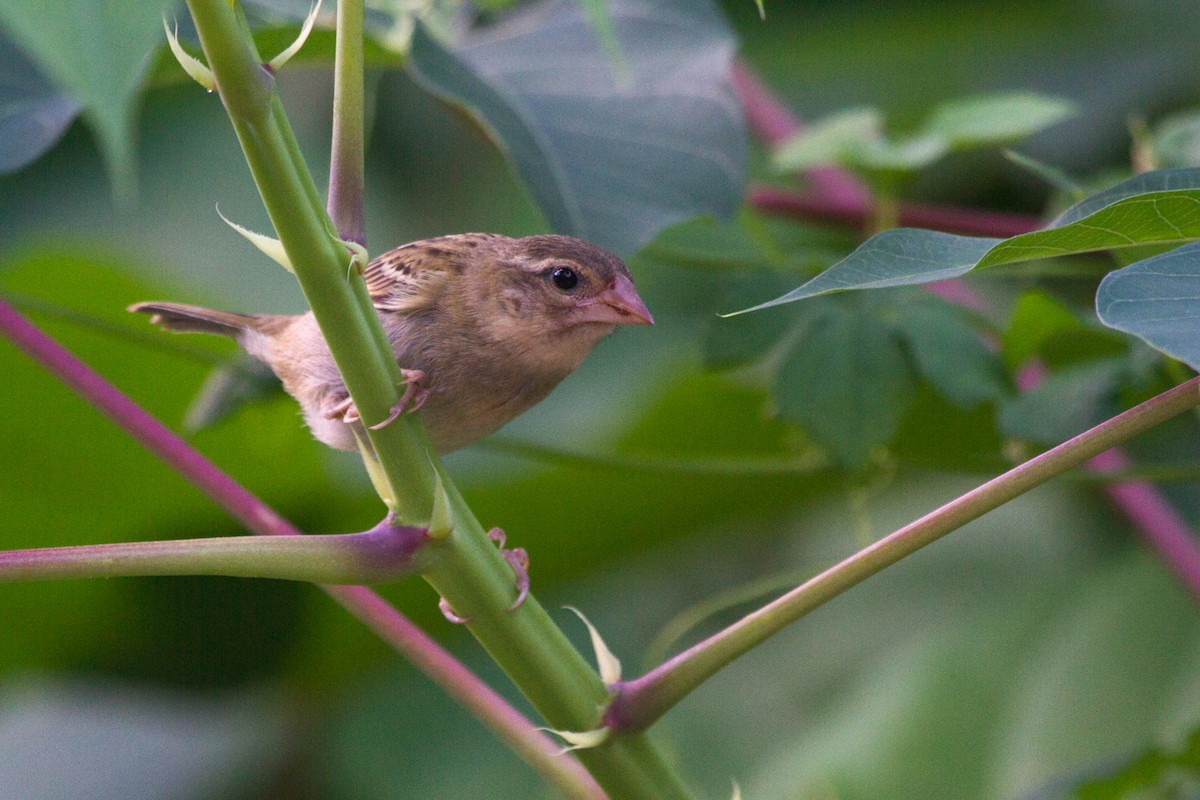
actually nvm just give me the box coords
[606,376,1200,732]
[185,2,696,796]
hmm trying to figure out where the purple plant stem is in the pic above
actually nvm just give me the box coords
[748,184,1042,239]
[0,296,604,800]
[732,60,871,206]
[1089,449,1200,599]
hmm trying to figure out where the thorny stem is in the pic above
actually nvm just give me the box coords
[606,377,1200,732]
[185,2,694,797]
[0,295,605,800]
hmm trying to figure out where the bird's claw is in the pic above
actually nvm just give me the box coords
[489,527,530,611]
[369,368,429,431]
[439,597,471,625]
[321,369,428,429]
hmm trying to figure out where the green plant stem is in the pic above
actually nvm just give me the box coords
[606,376,1200,732]
[188,0,429,519]
[328,0,366,245]
[186,2,695,796]
[0,524,428,584]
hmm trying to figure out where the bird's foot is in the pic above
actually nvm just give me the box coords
[489,527,530,611]
[322,394,360,424]
[439,597,471,625]
[319,369,428,429]
[369,368,429,431]
[435,528,528,623]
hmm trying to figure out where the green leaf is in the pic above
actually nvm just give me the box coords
[702,273,804,369]
[1002,290,1083,371]
[774,92,1074,176]
[1148,111,1200,169]
[997,359,1125,444]
[774,306,915,467]
[740,168,1200,312]
[924,92,1077,148]
[0,0,174,199]
[773,107,882,172]
[1075,726,1200,800]
[1096,241,1200,372]
[893,300,1008,407]
[0,31,79,174]
[408,0,746,257]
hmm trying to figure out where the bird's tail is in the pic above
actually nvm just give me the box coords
[128,302,260,337]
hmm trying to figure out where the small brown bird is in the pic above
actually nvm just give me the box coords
[131,233,653,453]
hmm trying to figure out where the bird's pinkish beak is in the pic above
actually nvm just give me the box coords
[576,274,655,326]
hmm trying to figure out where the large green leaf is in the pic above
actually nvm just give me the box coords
[407,0,746,257]
[1096,241,1200,371]
[739,168,1200,312]
[0,30,79,175]
[774,305,915,468]
[893,299,1009,408]
[0,0,173,197]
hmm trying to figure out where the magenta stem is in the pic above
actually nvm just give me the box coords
[0,296,604,800]
[732,60,871,206]
[748,184,1042,239]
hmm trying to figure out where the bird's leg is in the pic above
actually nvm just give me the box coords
[369,368,429,431]
[488,527,530,611]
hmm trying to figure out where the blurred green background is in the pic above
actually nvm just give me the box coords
[1,1,1199,798]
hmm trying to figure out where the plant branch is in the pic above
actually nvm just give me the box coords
[0,294,607,800]
[748,184,1042,239]
[731,59,870,206]
[0,520,428,585]
[327,0,366,245]
[184,3,695,796]
[606,377,1200,732]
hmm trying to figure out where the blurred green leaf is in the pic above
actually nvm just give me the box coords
[772,107,883,172]
[993,557,1200,799]
[774,92,1074,176]
[408,0,746,257]
[893,299,1009,407]
[0,677,290,800]
[702,272,803,369]
[775,305,915,467]
[1075,726,1200,800]
[0,31,79,175]
[741,168,1200,311]
[925,92,1077,147]
[1002,290,1082,371]
[1149,111,1200,169]
[1097,241,1200,372]
[0,0,174,198]
[998,359,1125,444]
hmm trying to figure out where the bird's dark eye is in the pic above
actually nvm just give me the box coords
[550,266,579,291]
